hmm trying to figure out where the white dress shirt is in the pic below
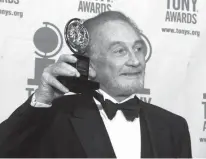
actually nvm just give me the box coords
[31,91,141,158]
[94,90,141,159]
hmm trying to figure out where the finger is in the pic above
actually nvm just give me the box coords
[57,54,77,63]
[46,73,69,93]
[51,62,80,77]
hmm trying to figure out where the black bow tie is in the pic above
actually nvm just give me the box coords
[93,91,141,121]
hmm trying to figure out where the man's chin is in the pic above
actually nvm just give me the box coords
[115,80,144,95]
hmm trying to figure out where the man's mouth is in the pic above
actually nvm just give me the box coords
[120,71,142,77]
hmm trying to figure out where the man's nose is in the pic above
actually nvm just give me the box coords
[126,51,140,67]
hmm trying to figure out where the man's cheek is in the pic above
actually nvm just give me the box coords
[97,69,111,83]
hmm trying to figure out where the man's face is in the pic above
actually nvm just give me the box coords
[90,20,146,97]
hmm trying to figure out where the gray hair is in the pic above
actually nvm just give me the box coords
[83,11,141,56]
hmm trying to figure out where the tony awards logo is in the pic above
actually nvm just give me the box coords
[57,18,99,92]
[26,22,63,97]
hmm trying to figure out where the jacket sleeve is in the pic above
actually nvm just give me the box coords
[179,118,192,158]
[0,95,53,157]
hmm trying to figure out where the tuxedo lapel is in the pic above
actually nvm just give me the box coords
[139,108,155,158]
[139,102,173,158]
[68,94,116,158]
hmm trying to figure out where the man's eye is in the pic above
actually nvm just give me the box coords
[134,46,142,52]
[115,48,126,54]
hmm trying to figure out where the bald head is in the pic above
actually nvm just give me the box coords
[83,11,141,56]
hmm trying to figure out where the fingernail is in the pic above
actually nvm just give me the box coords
[76,71,80,77]
[71,56,77,62]
[64,88,69,93]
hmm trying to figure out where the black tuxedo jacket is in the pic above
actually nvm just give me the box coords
[0,93,192,158]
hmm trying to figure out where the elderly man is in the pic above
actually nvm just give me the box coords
[0,11,192,158]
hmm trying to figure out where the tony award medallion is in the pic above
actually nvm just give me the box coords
[57,18,99,93]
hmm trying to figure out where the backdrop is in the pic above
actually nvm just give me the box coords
[0,0,205,157]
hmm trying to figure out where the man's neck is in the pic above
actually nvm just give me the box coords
[98,88,136,103]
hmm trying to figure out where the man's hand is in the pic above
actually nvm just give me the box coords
[34,54,95,105]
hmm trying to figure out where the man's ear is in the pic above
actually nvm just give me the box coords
[89,62,96,80]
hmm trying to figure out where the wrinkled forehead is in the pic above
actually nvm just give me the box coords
[102,20,140,40]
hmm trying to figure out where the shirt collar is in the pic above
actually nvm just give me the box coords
[96,89,137,104]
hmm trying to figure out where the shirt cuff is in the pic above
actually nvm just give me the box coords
[30,93,52,108]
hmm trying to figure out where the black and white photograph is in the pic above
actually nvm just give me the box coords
[0,0,205,158]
